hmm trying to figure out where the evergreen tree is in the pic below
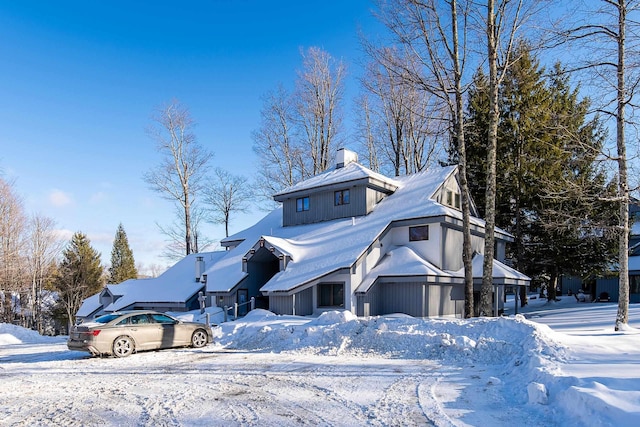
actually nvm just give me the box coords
[109,223,138,283]
[534,64,618,300]
[465,44,617,304]
[54,232,104,332]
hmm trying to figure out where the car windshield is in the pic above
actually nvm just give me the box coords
[93,313,124,324]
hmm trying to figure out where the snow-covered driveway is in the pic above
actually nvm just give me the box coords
[3,301,640,426]
[1,334,549,426]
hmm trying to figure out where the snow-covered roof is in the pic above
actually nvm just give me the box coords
[78,252,228,316]
[355,247,531,294]
[104,252,229,311]
[460,253,531,285]
[355,246,459,294]
[76,293,102,317]
[208,165,511,294]
[273,162,400,199]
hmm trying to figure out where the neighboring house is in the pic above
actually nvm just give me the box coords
[561,200,640,303]
[76,148,530,321]
[75,252,224,322]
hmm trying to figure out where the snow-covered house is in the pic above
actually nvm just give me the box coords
[76,149,529,321]
[75,253,225,322]
[203,148,529,318]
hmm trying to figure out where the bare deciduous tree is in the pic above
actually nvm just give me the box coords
[376,0,545,316]
[374,0,475,316]
[205,168,253,238]
[354,94,382,172]
[26,214,62,333]
[0,177,27,323]
[358,46,445,176]
[559,0,640,330]
[252,85,304,202]
[144,100,213,256]
[156,204,213,260]
[479,0,547,316]
[253,47,346,201]
[295,47,346,177]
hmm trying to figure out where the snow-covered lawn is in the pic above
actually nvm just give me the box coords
[1,296,639,426]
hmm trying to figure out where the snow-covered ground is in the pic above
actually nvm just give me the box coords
[1,296,639,426]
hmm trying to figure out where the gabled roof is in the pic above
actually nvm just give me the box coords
[77,252,227,316]
[355,246,459,294]
[209,165,507,294]
[103,252,228,311]
[458,253,531,285]
[76,293,102,317]
[356,247,532,294]
[273,162,400,200]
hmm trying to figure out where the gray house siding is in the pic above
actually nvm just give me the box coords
[357,286,382,317]
[366,187,387,213]
[357,281,464,318]
[281,186,368,226]
[559,276,584,296]
[213,293,237,310]
[595,278,622,301]
[441,226,463,271]
[269,287,314,315]
[379,282,426,317]
[559,275,640,303]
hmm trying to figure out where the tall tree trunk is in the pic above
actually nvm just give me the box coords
[185,193,192,255]
[548,268,558,301]
[449,0,475,318]
[481,0,499,316]
[616,0,630,331]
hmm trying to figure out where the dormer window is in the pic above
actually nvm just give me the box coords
[446,190,461,209]
[334,189,350,206]
[296,196,309,212]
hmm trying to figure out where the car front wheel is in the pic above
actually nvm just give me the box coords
[113,336,134,357]
[191,330,208,348]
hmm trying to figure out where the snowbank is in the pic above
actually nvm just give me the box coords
[217,310,564,362]
[0,323,63,345]
[2,301,639,426]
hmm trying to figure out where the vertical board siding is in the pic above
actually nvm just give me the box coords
[380,282,426,317]
[357,283,382,316]
[358,282,462,317]
[282,186,373,226]
[213,294,237,311]
[595,278,620,302]
[268,289,313,315]
[441,226,463,271]
[269,295,293,315]
[295,287,314,315]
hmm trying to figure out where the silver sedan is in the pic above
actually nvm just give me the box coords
[67,310,213,357]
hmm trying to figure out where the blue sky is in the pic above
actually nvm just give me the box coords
[0,1,382,272]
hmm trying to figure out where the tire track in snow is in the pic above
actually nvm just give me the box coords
[367,374,436,426]
[416,377,458,427]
